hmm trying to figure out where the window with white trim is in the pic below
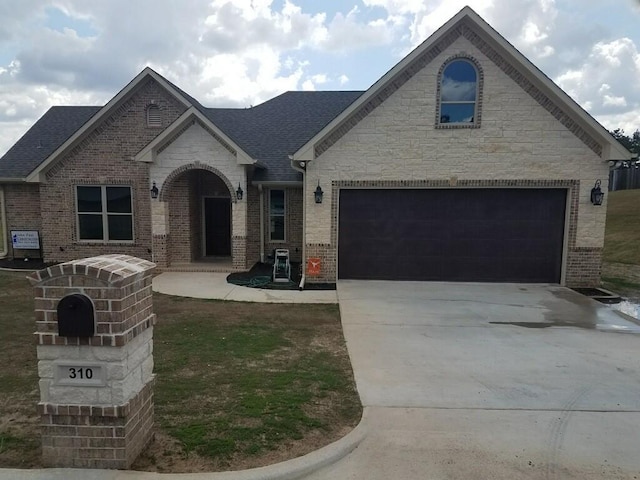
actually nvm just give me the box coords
[438,59,478,125]
[269,189,285,241]
[146,104,161,127]
[76,186,133,242]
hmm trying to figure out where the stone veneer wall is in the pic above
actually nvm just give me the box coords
[303,31,609,287]
[29,255,156,469]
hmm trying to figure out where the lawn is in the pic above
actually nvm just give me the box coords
[602,190,640,299]
[0,270,361,473]
[603,189,640,265]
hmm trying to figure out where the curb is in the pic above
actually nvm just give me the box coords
[0,412,367,480]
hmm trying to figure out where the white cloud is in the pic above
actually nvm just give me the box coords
[556,37,640,117]
[0,0,640,156]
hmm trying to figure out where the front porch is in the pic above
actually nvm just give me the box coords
[150,165,248,271]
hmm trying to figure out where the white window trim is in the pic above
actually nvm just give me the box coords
[269,189,286,242]
[75,185,135,243]
[0,187,7,257]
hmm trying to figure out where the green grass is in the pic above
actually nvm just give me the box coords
[150,294,360,468]
[0,271,361,471]
[604,190,640,264]
[0,271,40,468]
[602,277,640,291]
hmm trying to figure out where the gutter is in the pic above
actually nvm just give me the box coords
[290,157,307,291]
[0,177,28,183]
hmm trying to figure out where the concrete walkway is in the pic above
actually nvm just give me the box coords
[152,272,338,303]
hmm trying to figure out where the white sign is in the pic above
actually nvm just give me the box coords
[54,363,106,387]
[11,230,40,250]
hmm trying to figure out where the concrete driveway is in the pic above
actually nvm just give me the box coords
[305,281,640,480]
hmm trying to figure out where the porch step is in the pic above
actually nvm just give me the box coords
[158,262,243,273]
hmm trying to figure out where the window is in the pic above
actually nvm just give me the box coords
[76,186,133,242]
[269,189,285,241]
[439,59,478,125]
[146,104,161,127]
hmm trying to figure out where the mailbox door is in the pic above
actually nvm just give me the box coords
[57,294,95,337]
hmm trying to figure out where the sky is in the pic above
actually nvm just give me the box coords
[1,0,640,157]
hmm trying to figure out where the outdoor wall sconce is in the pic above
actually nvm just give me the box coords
[150,181,159,199]
[590,179,604,206]
[314,181,324,204]
[236,183,243,200]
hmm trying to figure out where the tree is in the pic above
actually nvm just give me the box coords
[610,128,640,155]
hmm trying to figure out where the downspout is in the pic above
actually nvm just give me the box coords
[290,157,306,290]
[259,184,265,263]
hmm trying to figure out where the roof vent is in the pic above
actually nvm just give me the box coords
[146,104,161,127]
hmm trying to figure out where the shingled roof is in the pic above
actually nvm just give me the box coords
[205,91,363,182]
[0,86,362,182]
[0,106,101,179]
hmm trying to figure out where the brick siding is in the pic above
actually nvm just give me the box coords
[264,187,303,263]
[30,254,156,469]
[37,78,187,264]
[3,183,42,259]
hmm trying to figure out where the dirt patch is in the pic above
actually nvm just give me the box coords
[0,258,51,271]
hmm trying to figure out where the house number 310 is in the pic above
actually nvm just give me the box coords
[68,367,93,379]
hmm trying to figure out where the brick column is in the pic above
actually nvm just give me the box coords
[28,254,156,469]
[151,200,169,268]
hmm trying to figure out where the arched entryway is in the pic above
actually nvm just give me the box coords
[160,167,235,265]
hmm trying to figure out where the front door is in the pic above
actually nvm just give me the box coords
[204,197,231,256]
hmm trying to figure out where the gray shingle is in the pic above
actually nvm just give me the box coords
[205,90,363,182]
[0,106,100,179]
[0,86,362,182]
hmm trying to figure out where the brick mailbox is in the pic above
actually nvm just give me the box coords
[28,254,156,469]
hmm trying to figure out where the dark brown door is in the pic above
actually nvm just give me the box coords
[338,188,566,282]
[204,198,231,256]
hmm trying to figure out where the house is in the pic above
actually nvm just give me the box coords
[0,7,631,287]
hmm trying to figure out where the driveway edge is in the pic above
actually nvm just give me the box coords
[0,413,367,480]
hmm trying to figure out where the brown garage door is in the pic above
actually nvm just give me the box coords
[338,188,566,282]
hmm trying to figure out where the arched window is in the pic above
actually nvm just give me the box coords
[438,59,480,126]
[146,104,161,127]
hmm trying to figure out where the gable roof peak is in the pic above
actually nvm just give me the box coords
[24,66,196,182]
[292,6,631,162]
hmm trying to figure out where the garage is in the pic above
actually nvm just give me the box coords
[338,188,567,282]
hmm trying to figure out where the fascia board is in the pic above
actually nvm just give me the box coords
[135,107,256,165]
[0,177,27,183]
